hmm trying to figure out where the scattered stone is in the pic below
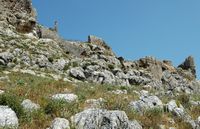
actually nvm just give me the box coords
[70,67,86,80]
[48,118,70,129]
[129,120,143,129]
[166,100,178,112]
[0,106,18,128]
[21,99,40,111]
[52,93,78,103]
[85,98,105,109]
[111,89,127,95]
[129,95,163,113]
[139,90,149,97]
[0,90,4,94]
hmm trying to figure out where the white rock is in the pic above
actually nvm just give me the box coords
[71,108,138,129]
[129,120,143,129]
[111,89,127,95]
[0,90,4,94]
[70,67,86,80]
[0,106,18,128]
[129,95,163,113]
[197,116,200,125]
[85,98,105,109]
[49,118,70,129]
[139,90,149,97]
[20,69,36,75]
[167,100,178,112]
[21,99,40,111]
[52,93,78,103]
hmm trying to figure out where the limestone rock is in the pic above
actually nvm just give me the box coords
[166,100,178,112]
[88,35,110,50]
[178,56,196,77]
[85,98,105,109]
[129,120,143,129]
[21,99,40,111]
[0,90,4,95]
[0,52,14,65]
[71,108,140,129]
[52,93,78,103]
[49,118,70,129]
[0,106,18,128]
[70,67,86,80]
[129,95,163,113]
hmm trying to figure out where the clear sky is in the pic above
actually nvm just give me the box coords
[32,0,200,78]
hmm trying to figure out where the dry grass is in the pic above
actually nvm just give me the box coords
[0,72,199,129]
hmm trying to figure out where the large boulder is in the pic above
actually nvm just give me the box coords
[0,106,19,128]
[71,108,142,129]
[178,56,196,78]
[70,67,86,80]
[129,96,163,113]
[166,100,197,129]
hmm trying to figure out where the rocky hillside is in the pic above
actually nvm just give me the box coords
[0,0,199,129]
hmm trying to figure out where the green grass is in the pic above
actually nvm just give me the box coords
[0,72,199,129]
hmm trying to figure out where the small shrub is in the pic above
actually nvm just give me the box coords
[0,94,24,118]
[72,62,79,67]
[45,100,66,116]
[108,64,115,70]
[190,105,200,119]
[44,100,80,118]
[175,118,193,129]
[177,93,190,108]
[48,57,54,63]
[140,108,163,129]
[63,64,71,71]
[17,79,25,86]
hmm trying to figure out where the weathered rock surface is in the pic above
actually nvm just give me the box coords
[48,118,70,129]
[129,95,163,113]
[52,93,78,103]
[166,100,198,129]
[21,99,40,111]
[178,56,196,77]
[0,106,18,128]
[71,108,142,129]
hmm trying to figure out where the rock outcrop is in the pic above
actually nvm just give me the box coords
[0,106,19,128]
[0,1,200,128]
[178,56,196,78]
[48,118,70,129]
[71,108,142,129]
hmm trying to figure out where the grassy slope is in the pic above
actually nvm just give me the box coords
[0,72,199,129]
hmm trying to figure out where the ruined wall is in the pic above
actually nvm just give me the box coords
[0,0,37,33]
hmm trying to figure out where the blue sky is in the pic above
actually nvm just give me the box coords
[32,0,200,78]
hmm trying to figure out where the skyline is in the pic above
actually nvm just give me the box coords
[32,0,200,78]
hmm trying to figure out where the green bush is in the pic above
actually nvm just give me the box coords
[108,64,115,70]
[0,94,24,118]
[45,100,66,116]
[177,93,190,108]
[44,100,80,118]
[141,108,163,128]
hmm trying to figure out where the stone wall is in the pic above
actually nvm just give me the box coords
[0,0,37,33]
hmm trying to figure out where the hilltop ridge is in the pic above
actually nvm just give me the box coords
[0,0,199,129]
